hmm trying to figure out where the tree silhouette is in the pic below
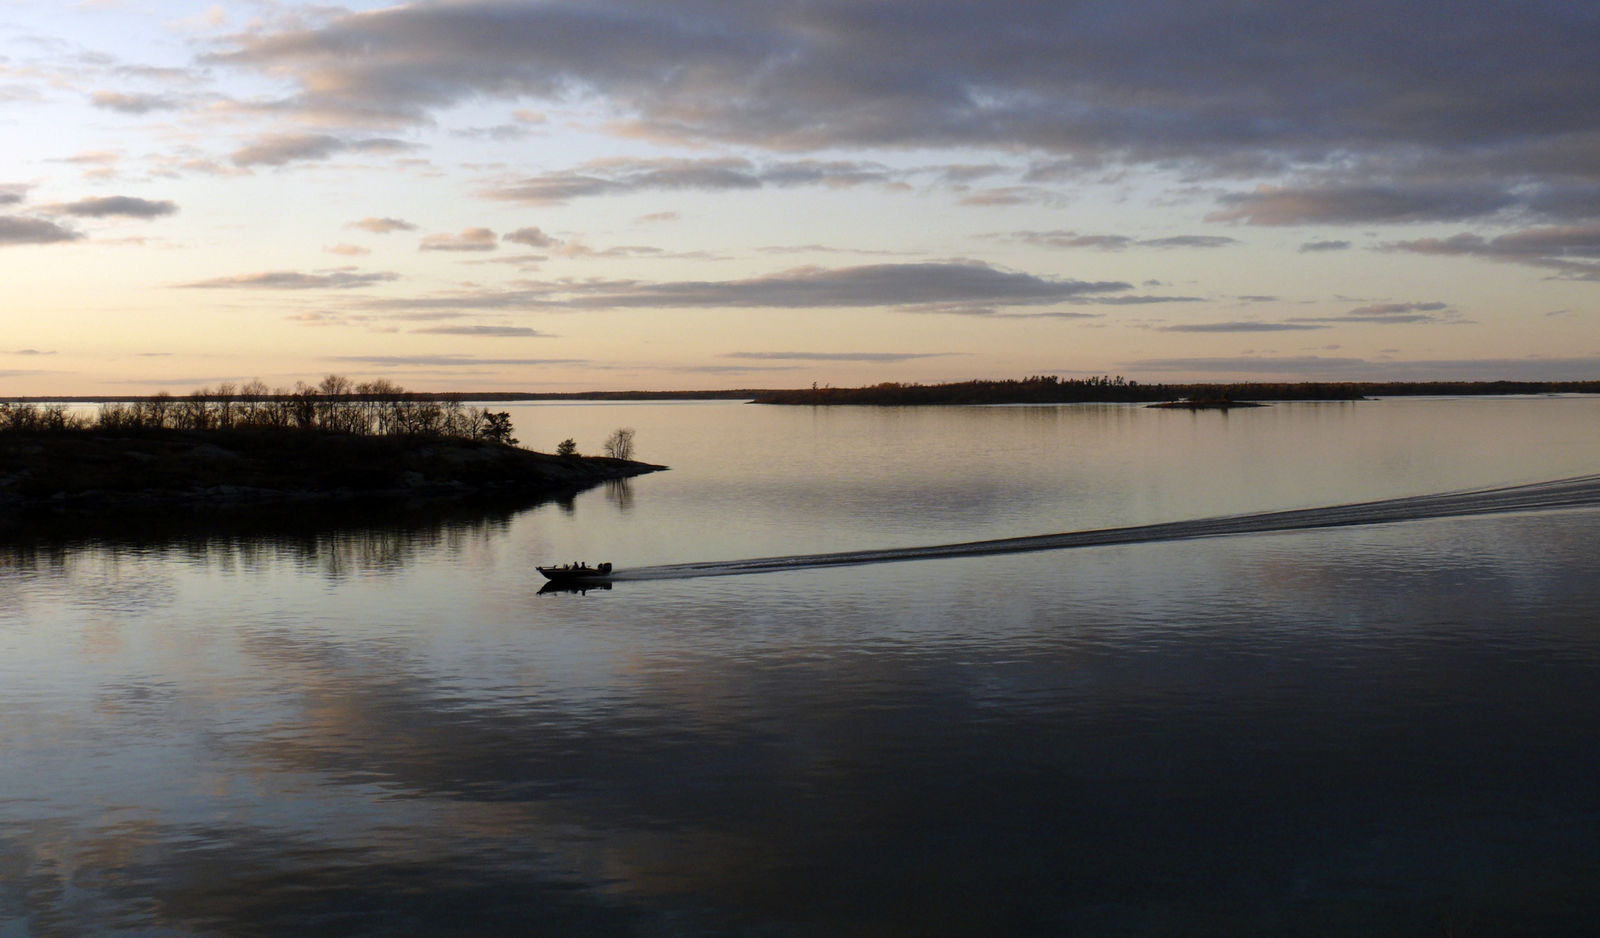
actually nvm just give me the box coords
[603,427,635,460]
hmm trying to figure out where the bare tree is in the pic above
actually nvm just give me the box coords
[440,399,468,438]
[260,385,295,429]
[290,382,319,430]
[603,427,635,460]
[25,376,536,447]
[179,389,212,430]
[96,402,135,431]
[213,382,237,429]
[240,379,269,424]
[140,391,172,429]
[317,374,355,432]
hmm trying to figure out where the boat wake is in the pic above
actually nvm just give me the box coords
[611,473,1600,582]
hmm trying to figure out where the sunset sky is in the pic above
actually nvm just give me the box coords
[3,0,1598,395]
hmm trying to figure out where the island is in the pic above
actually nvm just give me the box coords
[0,380,664,523]
[750,376,1600,406]
[1147,398,1265,410]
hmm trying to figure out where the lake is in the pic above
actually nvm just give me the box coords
[4,396,1600,936]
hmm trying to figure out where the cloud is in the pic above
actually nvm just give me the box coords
[1314,302,1452,324]
[324,243,370,256]
[723,351,957,362]
[356,261,1134,314]
[1158,321,1328,333]
[552,241,674,259]
[328,354,584,368]
[52,196,178,218]
[452,106,551,140]
[0,185,28,205]
[757,243,904,257]
[205,0,1600,186]
[349,216,416,233]
[542,263,1133,310]
[53,150,122,180]
[177,269,400,289]
[89,90,181,114]
[1014,230,1237,251]
[411,325,550,337]
[481,157,894,205]
[0,216,83,245]
[1079,294,1206,305]
[937,163,1007,185]
[1003,311,1103,320]
[1300,240,1352,252]
[1141,235,1238,249]
[1208,184,1516,225]
[419,228,498,252]
[286,311,342,326]
[1017,232,1134,250]
[231,133,413,167]
[958,186,1056,207]
[502,227,559,248]
[1388,226,1600,280]
[452,123,534,141]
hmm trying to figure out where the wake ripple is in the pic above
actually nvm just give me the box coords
[611,474,1600,582]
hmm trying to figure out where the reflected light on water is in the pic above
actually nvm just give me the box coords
[4,398,1600,935]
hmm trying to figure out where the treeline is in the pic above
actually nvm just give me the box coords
[0,376,517,444]
[753,376,1600,405]
[755,375,1156,405]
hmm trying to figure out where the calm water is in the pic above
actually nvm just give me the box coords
[4,397,1600,935]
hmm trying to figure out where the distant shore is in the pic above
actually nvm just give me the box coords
[750,378,1600,406]
[1147,399,1267,410]
[0,427,664,522]
[0,389,772,404]
[7,378,1600,409]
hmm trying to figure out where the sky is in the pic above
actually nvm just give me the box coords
[2,0,1598,395]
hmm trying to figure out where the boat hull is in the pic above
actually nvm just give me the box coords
[537,562,613,582]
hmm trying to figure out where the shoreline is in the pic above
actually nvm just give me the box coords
[6,379,1600,407]
[0,427,665,523]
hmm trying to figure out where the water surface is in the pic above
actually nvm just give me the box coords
[4,397,1599,935]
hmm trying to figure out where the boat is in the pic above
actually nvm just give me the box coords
[537,561,613,582]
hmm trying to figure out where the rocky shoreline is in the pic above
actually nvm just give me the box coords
[0,428,665,522]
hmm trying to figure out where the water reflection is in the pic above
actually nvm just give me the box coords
[538,580,613,595]
[7,399,1600,935]
[0,496,548,579]
[604,478,635,512]
[4,510,1598,934]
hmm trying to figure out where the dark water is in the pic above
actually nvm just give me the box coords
[4,399,1600,935]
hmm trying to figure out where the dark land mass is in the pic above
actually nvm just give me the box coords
[10,380,1600,408]
[0,428,664,526]
[1147,399,1266,410]
[1,389,773,404]
[751,377,1600,405]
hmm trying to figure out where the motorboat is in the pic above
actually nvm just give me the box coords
[537,561,613,582]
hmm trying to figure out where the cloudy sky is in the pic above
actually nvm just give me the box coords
[3,0,1598,394]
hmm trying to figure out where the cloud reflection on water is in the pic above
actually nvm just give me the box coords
[3,508,1600,934]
